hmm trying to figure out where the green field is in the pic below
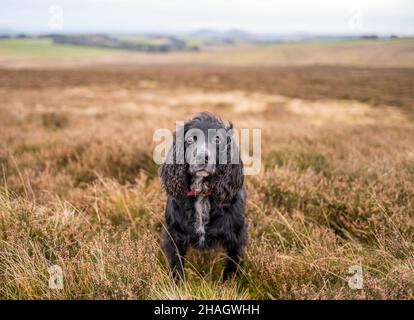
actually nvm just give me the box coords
[0,38,413,68]
[0,39,126,59]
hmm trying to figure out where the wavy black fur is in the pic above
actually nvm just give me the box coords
[160,112,247,280]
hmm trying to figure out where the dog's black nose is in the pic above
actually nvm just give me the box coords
[195,151,210,164]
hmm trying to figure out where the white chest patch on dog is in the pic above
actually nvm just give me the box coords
[191,177,211,246]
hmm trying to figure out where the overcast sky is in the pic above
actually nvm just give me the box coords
[1,0,413,35]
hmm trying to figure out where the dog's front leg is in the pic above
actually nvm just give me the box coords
[223,246,243,281]
[163,232,188,280]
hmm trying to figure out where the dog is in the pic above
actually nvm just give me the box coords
[160,112,247,280]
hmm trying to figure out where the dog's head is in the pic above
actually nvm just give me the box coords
[160,112,243,204]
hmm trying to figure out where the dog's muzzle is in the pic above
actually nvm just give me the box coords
[188,146,216,176]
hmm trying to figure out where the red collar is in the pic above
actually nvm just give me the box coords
[186,190,212,197]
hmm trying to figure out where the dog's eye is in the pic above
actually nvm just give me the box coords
[213,135,221,144]
[186,136,195,144]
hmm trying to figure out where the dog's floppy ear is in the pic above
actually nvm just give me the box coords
[210,122,244,205]
[160,127,188,200]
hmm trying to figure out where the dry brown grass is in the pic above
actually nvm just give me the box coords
[0,66,413,299]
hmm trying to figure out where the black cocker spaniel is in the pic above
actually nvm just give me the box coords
[160,112,247,280]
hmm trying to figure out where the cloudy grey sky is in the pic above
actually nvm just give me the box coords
[1,0,413,35]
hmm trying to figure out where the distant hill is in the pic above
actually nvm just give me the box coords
[187,29,393,45]
[49,34,199,52]
[0,28,13,38]
[189,29,256,45]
